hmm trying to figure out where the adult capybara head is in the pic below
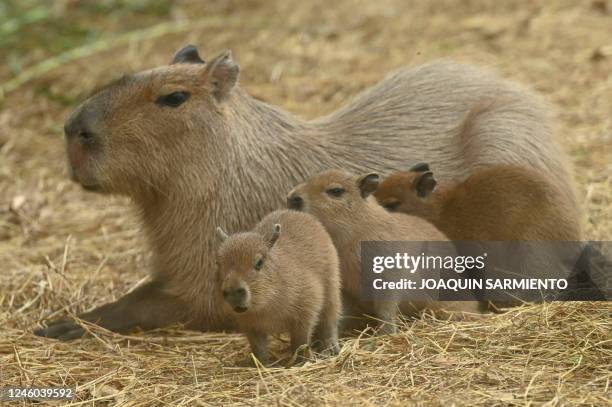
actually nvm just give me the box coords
[373,162,438,215]
[215,225,281,313]
[63,45,239,197]
[287,169,380,223]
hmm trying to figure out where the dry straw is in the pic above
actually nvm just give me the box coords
[1,0,611,405]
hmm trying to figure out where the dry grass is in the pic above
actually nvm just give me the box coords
[0,0,610,405]
[1,304,609,405]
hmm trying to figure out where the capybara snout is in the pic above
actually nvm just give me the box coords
[221,284,250,313]
[63,104,105,189]
[64,107,97,143]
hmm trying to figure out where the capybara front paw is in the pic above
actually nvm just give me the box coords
[34,319,85,341]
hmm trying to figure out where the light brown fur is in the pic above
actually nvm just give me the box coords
[216,210,341,365]
[37,45,578,339]
[287,170,481,334]
[374,165,582,241]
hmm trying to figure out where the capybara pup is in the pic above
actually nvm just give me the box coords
[216,209,341,364]
[37,44,579,339]
[287,170,480,334]
[374,163,582,241]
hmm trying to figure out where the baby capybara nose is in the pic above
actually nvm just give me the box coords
[223,287,248,313]
[287,194,303,210]
[223,287,247,301]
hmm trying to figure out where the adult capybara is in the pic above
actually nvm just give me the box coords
[35,45,579,339]
[374,163,582,241]
[216,209,341,364]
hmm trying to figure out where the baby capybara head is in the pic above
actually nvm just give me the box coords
[373,162,437,215]
[215,225,281,313]
[287,169,380,224]
[63,45,239,197]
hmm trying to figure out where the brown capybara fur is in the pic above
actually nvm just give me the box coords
[287,170,481,334]
[37,44,578,339]
[216,210,341,364]
[374,164,582,241]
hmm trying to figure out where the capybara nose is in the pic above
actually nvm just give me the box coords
[64,110,97,144]
[223,287,246,301]
[287,194,303,210]
[223,287,248,312]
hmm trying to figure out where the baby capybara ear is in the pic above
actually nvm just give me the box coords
[216,226,229,241]
[357,173,380,198]
[409,162,430,172]
[414,171,437,198]
[171,44,205,65]
[204,50,240,101]
[269,224,281,247]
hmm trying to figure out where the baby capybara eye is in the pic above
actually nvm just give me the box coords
[383,201,400,211]
[326,187,345,197]
[155,91,191,108]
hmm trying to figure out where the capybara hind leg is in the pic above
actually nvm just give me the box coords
[312,307,340,355]
[290,323,315,362]
[373,301,398,335]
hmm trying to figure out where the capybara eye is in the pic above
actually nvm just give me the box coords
[326,187,345,198]
[155,91,191,108]
[254,258,264,270]
[383,201,401,211]
[78,130,96,144]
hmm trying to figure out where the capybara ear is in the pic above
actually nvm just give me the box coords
[205,50,240,101]
[415,171,437,198]
[357,172,380,198]
[216,226,229,241]
[409,162,430,173]
[171,44,205,65]
[269,224,281,247]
